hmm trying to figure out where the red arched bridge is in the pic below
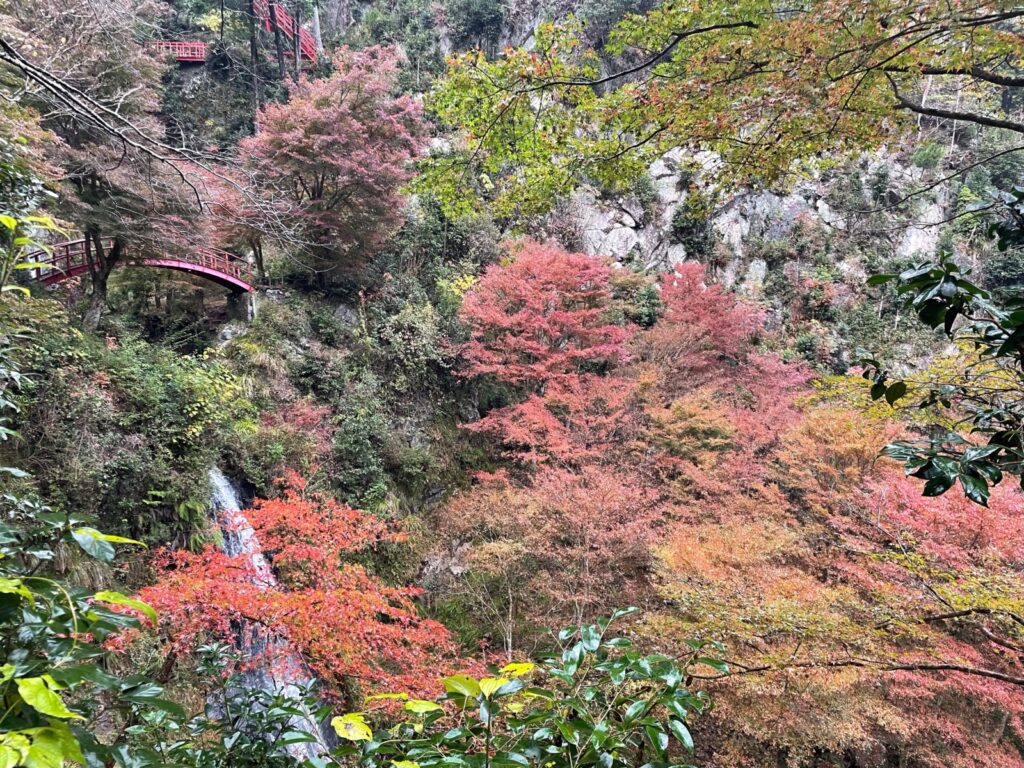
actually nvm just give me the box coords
[153,2,317,64]
[28,238,254,293]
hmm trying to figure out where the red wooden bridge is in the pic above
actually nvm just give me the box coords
[152,41,208,63]
[153,2,317,64]
[28,238,254,293]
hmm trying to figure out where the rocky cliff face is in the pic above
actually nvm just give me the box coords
[565,147,953,295]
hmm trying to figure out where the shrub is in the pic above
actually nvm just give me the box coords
[911,141,945,169]
[311,306,346,347]
[331,611,716,768]
[982,248,1024,303]
[289,350,351,401]
[670,190,716,259]
[11,305,250,542]
[580,0,646,38]
[357,0,446,90]
[331,373,391,509]
[444,0,504,50]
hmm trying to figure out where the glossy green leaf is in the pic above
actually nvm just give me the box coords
[92,591,157,625]
[668,719,693,751]
[16,677,84,720]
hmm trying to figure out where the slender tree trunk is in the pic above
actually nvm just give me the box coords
[312,3,324,55]
[251,238,266,284]
[293,3,301,82]
[269,3,286,79]
[248,0,262,129]
[83,234,121,332]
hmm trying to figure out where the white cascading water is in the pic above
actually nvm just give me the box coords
[208,467,331,760]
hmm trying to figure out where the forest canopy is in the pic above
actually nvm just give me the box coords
[1,1,1024,767]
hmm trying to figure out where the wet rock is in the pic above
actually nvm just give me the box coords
[216,322,245,348]
[739,258,768,297]
[421,542,472,581]
[897,194,947,259]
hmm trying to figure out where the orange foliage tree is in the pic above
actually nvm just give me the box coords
[650,402,1024,766]
[439,246,1024,766]
[140,473,459,697]
[436,465,665,654]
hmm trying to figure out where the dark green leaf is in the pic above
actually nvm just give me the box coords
[884,381,907,405]
[667,720,693,751]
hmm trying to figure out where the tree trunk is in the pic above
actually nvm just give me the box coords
[269,4,287,79]
[82,233,120,332]
[312,3,324,55]
[293,3,301,82]
[252,239,266,284]
[248,0,262,126]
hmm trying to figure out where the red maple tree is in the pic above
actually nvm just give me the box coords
[459,239,634,463]
[139,473,459,697]
[442,250,1024,764]
[238,46,427,279]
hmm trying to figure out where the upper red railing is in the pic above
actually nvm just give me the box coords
[27,238,254,293]
[254,1,318,60]
[154,4,317,64]
[152,41,208,62]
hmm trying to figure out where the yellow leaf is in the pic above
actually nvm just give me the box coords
[404,699,443,715]
[16,678,83,720]
[478,677,509,699]
[93,591,158,625]
[499,662,535,678]
[0,578,34,605]
[442,675,481,697]
[365,692,409,702]
[332,713,373,742]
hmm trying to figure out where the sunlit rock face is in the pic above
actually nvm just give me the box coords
[562,147,950,293]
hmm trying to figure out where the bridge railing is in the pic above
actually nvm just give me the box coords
[29,238,97,280]
[253,1,317,60]
[152,41,208,62]
[187,246,255,284]
[26,238,253,288]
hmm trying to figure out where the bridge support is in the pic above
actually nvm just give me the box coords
[226,290,255,322]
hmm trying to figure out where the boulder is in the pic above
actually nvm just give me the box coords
[601,226,641,261]
[665,244,687,267]
[619,196,645,226]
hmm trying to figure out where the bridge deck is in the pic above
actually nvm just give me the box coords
[27,238,254,293]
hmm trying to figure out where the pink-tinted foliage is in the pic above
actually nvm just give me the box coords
[239,46,427,270]
[441,464,664,616]
[867,467,1024,567]
[464,374,635,464]
[643,262,764,392]
[460,240,632,389]
[459,240,635,463]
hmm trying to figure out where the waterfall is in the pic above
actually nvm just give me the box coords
[208,468,331,760]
